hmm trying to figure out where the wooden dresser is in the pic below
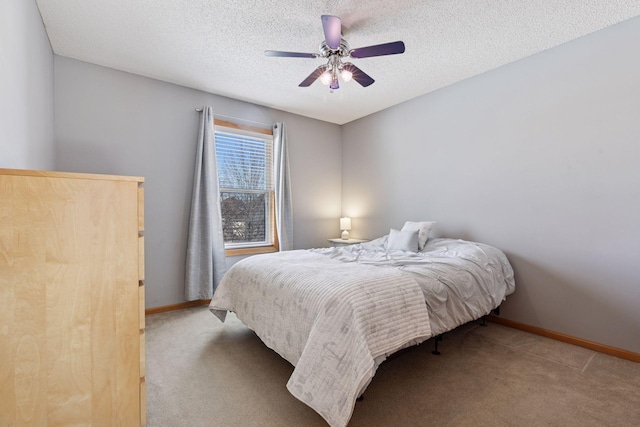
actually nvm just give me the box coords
[0,169,146,426]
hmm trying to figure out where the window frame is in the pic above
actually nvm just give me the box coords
[214,119,279,257]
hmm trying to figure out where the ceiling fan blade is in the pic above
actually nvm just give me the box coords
[350,41,405,58]
[265,50,318,58]
[343,63,375,87]
[321,15,342,50]
[299,66,327,87]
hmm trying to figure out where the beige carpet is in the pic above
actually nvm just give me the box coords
[145,307,640,426]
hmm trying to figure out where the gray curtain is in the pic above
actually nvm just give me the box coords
[273,122,293,250]
[185,107,226,300]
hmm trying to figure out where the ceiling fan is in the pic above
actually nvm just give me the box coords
[265,15,405,91]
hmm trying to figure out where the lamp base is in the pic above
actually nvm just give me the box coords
[341,230,350,240]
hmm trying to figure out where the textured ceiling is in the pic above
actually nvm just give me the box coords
[36,0,640,125]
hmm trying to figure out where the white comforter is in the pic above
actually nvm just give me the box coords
[315,237,516,337]
[209,237,515,427]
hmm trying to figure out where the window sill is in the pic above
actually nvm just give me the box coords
[225,245,279,257]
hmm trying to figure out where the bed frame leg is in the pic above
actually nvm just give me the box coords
[480,306,501,327]
[432,335,442,355]
[480,316,488,327]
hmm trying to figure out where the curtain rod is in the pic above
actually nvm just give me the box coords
[195,108,273,129]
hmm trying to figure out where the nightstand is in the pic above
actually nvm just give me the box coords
[328,238,368,247]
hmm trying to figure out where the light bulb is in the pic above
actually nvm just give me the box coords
[330,77,339,90]
[340,69,353,82]
[320,70,332,85]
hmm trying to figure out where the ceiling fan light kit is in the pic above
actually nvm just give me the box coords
[265,15,405,92]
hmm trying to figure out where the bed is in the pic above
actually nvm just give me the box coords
[209,230,515,427]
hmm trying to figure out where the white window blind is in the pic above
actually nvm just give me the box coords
[214,126,273,248]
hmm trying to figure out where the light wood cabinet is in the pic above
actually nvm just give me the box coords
[0,169,146,426]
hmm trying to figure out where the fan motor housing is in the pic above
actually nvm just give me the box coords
[319,38,350,58]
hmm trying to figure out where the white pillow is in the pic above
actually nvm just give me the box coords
[401,221,436,250]
[387,228,419,252]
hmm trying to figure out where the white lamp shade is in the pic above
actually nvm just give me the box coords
[340,217,351,230]
[320,70,332,85]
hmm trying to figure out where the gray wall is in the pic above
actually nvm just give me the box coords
[0,0,55,169]
[24,1,637,352]
[54,56,342,308]
[342,17,640,353]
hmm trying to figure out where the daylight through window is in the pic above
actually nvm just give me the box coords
[214,121,276,254]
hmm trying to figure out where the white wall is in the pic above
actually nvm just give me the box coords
[0,0,55,169]
[342,17,640,353]
[54,57,342,308]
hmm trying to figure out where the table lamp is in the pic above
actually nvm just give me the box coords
[340,217,351,240]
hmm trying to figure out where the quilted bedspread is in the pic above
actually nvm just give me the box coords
[210,250,431,427]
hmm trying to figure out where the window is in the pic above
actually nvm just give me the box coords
[214,119,278,256]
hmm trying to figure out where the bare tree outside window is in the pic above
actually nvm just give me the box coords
[215,130,273,247]
[220,192,266,243]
